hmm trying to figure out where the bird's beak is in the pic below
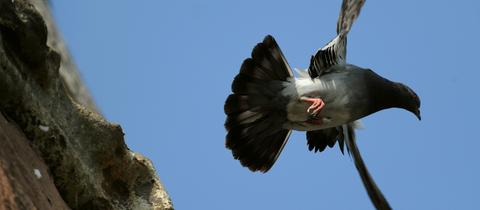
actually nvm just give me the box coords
[414,109,421,121]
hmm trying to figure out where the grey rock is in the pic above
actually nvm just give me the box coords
[0,0,173,209]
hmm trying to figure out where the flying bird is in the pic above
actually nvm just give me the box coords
[224,0,420,209]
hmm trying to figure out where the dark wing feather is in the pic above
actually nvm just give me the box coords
[306,123,392,209]
[308,36,347,78]
[308,0,365,79]
[306,127,346,154]
[344,124,392,210]
[337,0,366,35]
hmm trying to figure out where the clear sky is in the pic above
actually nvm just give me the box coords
[49,1,479,209]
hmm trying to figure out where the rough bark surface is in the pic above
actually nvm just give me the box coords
[0,0,173,209]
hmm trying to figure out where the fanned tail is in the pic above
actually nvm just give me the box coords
[225,35,293,172]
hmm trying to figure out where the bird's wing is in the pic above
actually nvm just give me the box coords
[306,127,344,154]
[306,123,392,209]
[305,121,358,156]
[308,0,365,79]
[344,124,392,210]
[336,0,366,35]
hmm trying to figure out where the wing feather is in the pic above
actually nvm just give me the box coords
[308,0,365,79]
[344,124,392,210]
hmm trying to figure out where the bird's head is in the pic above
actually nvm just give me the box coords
[363,68,422,121]
[395,83,421,120]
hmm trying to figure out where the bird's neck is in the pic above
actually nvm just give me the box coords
[368,80,411,115]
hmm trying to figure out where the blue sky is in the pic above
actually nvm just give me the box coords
[50,1,479,209]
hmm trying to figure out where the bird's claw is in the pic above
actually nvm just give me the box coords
[301,97,325,116]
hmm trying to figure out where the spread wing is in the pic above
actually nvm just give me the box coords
[307,122,391,210]
[345,124,392,210]
[308,0,365,78]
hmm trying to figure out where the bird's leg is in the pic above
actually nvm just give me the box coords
[300,97,325,116]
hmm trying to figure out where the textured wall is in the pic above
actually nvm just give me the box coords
[0,0,172,209]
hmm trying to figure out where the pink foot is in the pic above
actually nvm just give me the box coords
[301,97,325,116]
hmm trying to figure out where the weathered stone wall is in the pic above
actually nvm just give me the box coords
[0,112,69,210]
[0,0,173,209]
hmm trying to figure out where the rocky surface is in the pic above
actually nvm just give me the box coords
[29,0,99,113]
[0,0,173,209]
[0,112,69,210]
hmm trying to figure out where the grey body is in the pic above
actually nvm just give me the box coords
[284,64,370,131]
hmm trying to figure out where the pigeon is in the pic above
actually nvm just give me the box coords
[224,0,420,209]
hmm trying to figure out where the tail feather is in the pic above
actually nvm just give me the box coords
[232,73,281,98]
[239,59,272,80]
[225,35,293,172]
[250,37,293,80]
